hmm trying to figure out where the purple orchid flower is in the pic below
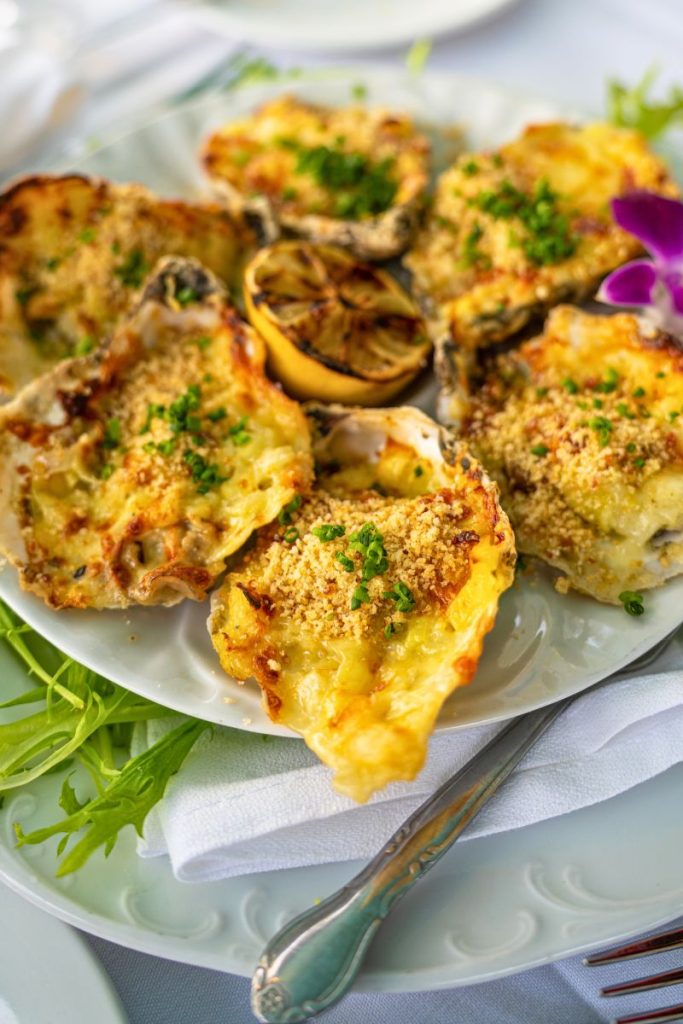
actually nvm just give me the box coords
[598,191,683,336]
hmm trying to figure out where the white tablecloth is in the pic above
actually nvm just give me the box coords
[6,0,683,1020]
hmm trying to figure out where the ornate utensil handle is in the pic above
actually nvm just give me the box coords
[251,695,571,1023]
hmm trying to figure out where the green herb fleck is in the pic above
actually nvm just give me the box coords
[74,336,95,356]
[351,583,371,611]
[589,415,613,447]
[99,464,114,480]
[207,407,227,422]
[176,286,199,307]
[312,524,346,542]
[461,160,479,176]
[594,367,619,394]
[283,526,299,544]
[114,249,149,288]
[530,443,549,457]
[414,465,424,477]
[77,227,96,244]
[336,551,355,572]
[182,450,229,494]
[229,415,251,446]
[102,418,122,450]
[278,495,302,526]
[562,377,579,394]
[618,590,645,616]
[461,221,491,269]
[633,386,646,398]
[383,581,416,613]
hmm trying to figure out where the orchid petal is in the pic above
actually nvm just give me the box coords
[598,259,658,307]
[663,269,683,315]
[611,192,683,263]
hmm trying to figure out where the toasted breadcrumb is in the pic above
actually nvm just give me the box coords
[234,488,477,640]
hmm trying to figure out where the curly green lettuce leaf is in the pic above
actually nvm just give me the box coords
[15,718,209,875]
[607,67,683,139]
[0,602,178,788]
[0,599,209,874]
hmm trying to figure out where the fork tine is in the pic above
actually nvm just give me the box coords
[612,1002,683,1023]
[584,926,683,966]
[602,967,683,997]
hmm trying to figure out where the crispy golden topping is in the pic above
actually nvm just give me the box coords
[235,488,476,641]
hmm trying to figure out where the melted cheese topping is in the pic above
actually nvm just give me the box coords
[0,260,312,609]
[0,174,254,397]
[405,122,677,350]
[210,425,515,801]
[465,306,683,602]
[202,94,430,220]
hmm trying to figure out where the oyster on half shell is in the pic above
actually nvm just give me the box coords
[209,404,515,802]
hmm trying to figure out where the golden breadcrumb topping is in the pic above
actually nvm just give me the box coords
[232,488,477,641]
[464,307,683,601]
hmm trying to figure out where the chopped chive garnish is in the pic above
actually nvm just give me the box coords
[336,552,355,572]
[278,495,302,526]
[562,378,579,394]
[383,581,416,613]
[351,583,371,610]
[618,590,645,616]
[283,527,299,544]
[312,524,346,542]
[530,444,549,457]
[102,418,122,450]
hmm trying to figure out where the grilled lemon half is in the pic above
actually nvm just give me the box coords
[210,405,515,802]
[0,258,312,610]
[244,241,431,405]
[201,94,430,260]
[0,174,256,398]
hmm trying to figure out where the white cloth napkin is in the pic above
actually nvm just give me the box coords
[139,634,683,882]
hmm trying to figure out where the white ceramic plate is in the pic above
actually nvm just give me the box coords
[1,67,681,736]
[0,881,126,1024]
[187,0,520,53]
[0,643,682,992]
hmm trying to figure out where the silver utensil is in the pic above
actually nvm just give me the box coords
[585,923,683,1023]
[251,630,678,1023]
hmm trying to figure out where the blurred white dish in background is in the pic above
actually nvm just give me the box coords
[188,0,520,52]
[0,883,126,1024]
[0,43,82,174]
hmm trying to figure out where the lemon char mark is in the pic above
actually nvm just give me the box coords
[201,95,431,260]
[0,174,256,398]
[405,121,678,352]
[0,257,313,610]
[210,407,516,803]
[464,306,683,605]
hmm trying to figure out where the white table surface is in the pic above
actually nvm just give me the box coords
[5,0,683,1020]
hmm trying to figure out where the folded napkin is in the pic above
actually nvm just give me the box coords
[0,43,83,174]
[138,632,683,882]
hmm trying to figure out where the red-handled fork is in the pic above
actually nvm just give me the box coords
[585,924,683,1023]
